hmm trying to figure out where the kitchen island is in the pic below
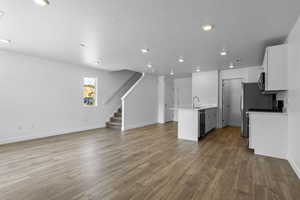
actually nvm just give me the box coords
[172,105,218,142]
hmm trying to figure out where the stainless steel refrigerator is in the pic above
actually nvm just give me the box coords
[241,83,274,137]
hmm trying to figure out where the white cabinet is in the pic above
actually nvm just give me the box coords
[248,112,288,159]
[263,44,288,91]
[177,108,199,142]
[177,106,218,142]
[205,108,217,133]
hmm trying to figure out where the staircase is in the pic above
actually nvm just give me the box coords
[106,108,122,129]
[104,72,143,131]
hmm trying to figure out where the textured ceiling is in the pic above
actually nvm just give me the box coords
[0,0,300,75]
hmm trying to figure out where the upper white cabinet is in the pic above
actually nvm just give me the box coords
[263,44,288,91]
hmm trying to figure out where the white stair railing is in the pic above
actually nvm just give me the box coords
[121,73,145,131]
[103,72,142,124]
[103,72,142,105]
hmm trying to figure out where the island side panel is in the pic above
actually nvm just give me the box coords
[178,109,199,141]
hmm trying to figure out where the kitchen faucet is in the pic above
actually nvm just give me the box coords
[193,96,200,108]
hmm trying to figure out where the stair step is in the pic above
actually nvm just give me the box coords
[106,107,122,130]
[114,112,122,117]
[108,121,121,125]
[106,122,121,130]
[110,116,121,123]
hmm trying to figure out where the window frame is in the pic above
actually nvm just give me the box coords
[83,77,98,107]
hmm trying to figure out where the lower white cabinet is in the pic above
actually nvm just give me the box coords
[248,112,288,159]
[205,108,217,133]
[177,106,218,142]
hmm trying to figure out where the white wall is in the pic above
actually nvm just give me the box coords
[157,76,175,123]
[164,77,174,122]
[122,74,158,130]
[0,50,134,144]
[287,16,300,178]
[192,71,218,105]
[174,77,192,121]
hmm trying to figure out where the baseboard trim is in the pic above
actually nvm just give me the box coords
[122,122,158,131]
[0,124,105,145]
[288,155,300,179]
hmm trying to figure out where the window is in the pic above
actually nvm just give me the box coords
[83,77,97,106]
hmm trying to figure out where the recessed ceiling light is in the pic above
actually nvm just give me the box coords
[33,0,50,6]
[170,70,174,76]
[0,39,11,47]
[229,62,234,69]
[178,57,184,63]
[141,48,150,54]
[235,58,241,63]
[202,24,214,31]
[94,60,101,65]
[80,43,86,48]
[147,62,152,68]
[220,49,228,56]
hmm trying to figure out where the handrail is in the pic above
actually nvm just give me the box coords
[103,72,142,105]
[121,73,145,101]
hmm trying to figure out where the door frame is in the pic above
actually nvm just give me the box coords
[164,77,174,122]
[221,78,243,128]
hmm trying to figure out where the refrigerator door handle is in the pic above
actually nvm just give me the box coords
[240,84,243,116]
[240,84,244,137]
[240,95,242,115]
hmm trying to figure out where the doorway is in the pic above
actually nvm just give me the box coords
[165,78,174,122]
[222,79,242,127]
